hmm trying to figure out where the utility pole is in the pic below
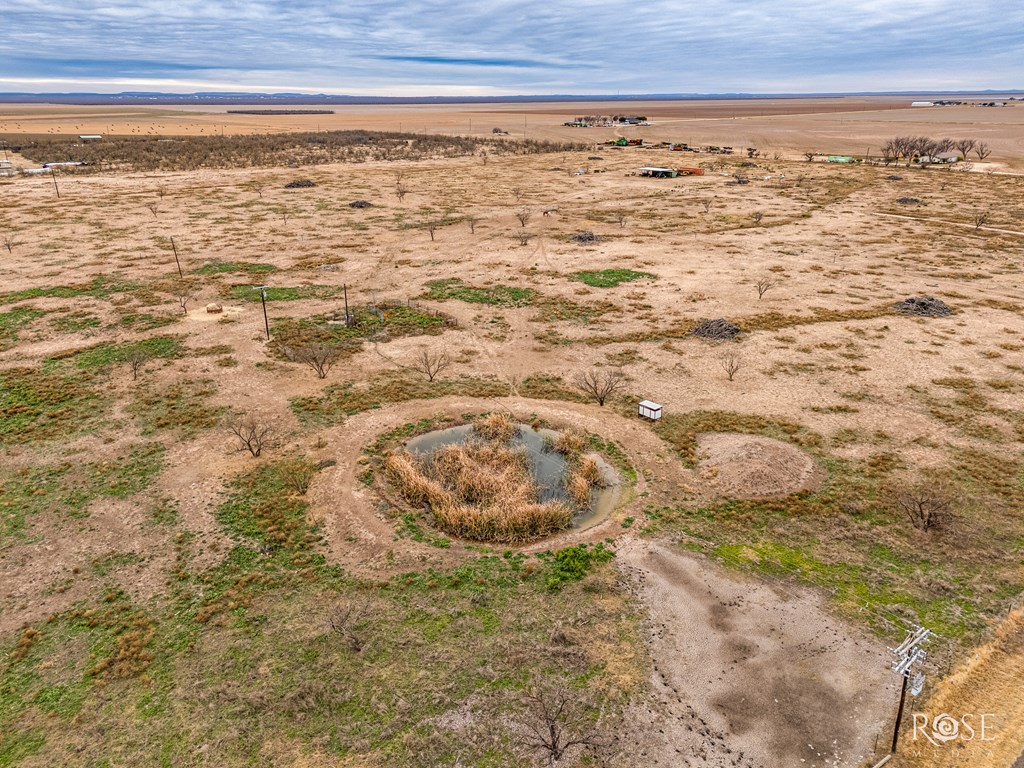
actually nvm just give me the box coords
[50,168,60,198]
[888,624,932,753]
[343,283,352,326]
[254,286,271,340]
[170,236,183,278]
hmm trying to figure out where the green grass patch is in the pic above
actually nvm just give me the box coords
[0,275,143,305]
[570,269,656,288]
[0,367,105,445]
[0,306,45,351]
[195,260,279,275]
[421,278,536,307]
[225,284,342,302]
[50,311,101,334]
[129,378,225,436]
[292,372,510,426]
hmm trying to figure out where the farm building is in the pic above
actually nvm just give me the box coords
[911,101,934,107]
[916,152,961,164]
[78,134,102,141]
[827,155,854,163]
[639,167,678,178]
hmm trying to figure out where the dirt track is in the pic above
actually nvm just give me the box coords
[617,539,897,768]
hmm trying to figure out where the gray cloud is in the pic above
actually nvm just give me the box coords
[1,0,1021,93]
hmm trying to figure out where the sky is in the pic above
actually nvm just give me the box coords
[2,0,1022,95]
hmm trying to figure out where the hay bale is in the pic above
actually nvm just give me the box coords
[692,318,741,341]
[894,296,952,317]
[284,179,316,188]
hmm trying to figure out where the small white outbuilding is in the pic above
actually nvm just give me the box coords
[638,400,663,421]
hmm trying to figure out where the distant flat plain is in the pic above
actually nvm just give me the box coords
[2,96,1022,167]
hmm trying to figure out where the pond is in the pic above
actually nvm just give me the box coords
[406,423,619,530]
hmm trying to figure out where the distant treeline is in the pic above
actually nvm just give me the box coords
[225,109,335,115]
[12,131,587,172]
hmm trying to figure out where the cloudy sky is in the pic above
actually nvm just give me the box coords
[2,0,1022,95]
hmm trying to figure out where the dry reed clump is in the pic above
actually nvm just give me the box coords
[551,429,587,456]
[384,440,573,543]
[471,411,518,443]
[562,454,607,505]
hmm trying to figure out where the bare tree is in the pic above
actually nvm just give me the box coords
[719,351,742,381]
[515,232,533,246]
[515,208,532,227]
[395,183,409,202]
[127,350,149,381]
[751,210,764,225]
[467,215,480,234]
[229,415,273,457]
[1,235,14,254]
[328,600,368,652]
[615,210,628,227]
[701,198,714,214]
[573,369,626,407]
[145,202,160,219]
[176,287,196,314]
[156,185,167,200]
[884,480,955,532]
[515,686,605,766]
[412,348,452,382]
[511,186,525,202]
[249,180,266,198]
[755,276,778,300]
[283,341,343,379]
[975,142,991,161]
[954,138,976,161]
[974,211,990,231]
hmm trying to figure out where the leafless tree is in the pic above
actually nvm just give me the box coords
[249,180,266,198]
[511,186,525,202]
[145,202,160,219]
[701,198,714,214]
[515,686,605,766]
[719,351,742,381]
[156,185,167,199]
[127,350,149,380]
[283,341,343,379]
[755,276,778,300]
[412,348,452,382]
[515,208,532,227]
[229,415,273,457]
[467,215,480,234]
[425,222,439,241]
[515,232,533,246]
[280,210,290,226]
[751,210,764,225]
[573,369,626,407]
[884,480,955,532]
[974,211,990,231]
[954,138,976,161]
[975,142,991,161]
[328,600,368,652]
[176,288,195,314]
[615,210,628,227]
[2,235,14,254]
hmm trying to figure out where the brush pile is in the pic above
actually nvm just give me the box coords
[692,318,741,341]
[570,230,601,245]
[285,179,317,188]
[893,296,952,317]
[896,197,921,204]
[349,200,372,208]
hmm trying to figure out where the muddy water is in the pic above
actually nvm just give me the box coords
[405,424,619,529]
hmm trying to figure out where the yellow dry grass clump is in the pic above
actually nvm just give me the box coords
[471,411,518,443]
[385,438,573,543]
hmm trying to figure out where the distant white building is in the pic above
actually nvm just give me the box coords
[911,101,934,107]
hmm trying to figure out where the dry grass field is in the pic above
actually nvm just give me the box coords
[1,102,1023,767]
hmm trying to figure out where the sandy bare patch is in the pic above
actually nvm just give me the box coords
[697,432,822,499]
[617,539,896,767]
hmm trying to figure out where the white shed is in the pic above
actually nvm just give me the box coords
[638,400,662,420]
